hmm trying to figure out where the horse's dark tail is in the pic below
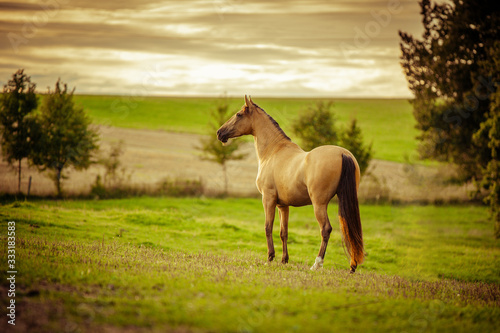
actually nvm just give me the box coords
[337,154,364,273]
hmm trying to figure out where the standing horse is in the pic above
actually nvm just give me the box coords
[217,96,364,273]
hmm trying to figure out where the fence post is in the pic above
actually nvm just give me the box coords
[27,176,32,197]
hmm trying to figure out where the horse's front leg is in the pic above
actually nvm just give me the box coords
[262,195,277,262]
[278,205,289,264]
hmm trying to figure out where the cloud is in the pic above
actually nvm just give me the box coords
[0,0,423,97]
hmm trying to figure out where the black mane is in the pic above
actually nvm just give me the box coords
[253,103,291,141]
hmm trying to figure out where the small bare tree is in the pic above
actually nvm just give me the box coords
[197,96,246,195]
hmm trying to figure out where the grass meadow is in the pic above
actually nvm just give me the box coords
[1,197,499,332]
[73,96,418,163]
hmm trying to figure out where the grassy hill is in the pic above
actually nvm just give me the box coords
[73,96,418,163]
[1,198,498,332]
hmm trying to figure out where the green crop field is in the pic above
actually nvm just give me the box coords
[73,95,418,163]
[1,197,498,332]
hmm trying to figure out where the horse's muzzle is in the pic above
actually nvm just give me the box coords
[217,128,229,143]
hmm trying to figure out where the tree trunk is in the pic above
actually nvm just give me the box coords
[56,168,62,198]
[28,176,32,197]
[222,163,228,196]
[18,159,21,194]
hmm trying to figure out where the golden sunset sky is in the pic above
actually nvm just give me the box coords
[0,0,423,97]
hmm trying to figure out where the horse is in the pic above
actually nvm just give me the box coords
[217,96,364,273]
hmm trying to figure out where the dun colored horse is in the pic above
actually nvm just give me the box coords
[217,96,364,273]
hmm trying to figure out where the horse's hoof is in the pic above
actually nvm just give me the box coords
[310,256,324,270]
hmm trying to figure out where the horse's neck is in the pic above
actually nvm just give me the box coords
[252,116,291,162]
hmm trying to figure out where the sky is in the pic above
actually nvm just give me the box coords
[0,0,424,98]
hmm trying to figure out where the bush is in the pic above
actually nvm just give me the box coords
[291,101,337,151]
[156,178,204,197]
[90,177,204,199]
[291,102,373,174]
[339,118,373,175]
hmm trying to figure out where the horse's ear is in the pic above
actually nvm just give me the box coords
[244,95,250,107]
[249,96,253,104]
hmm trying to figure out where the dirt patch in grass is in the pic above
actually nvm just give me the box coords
[0,126,471,202]
[0,283,186,333]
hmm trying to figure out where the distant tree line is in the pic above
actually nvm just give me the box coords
[0,69,99,197]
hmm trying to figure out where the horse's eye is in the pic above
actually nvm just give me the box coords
[236,113,243,117]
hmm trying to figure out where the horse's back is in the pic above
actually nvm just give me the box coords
[304,145,360,203]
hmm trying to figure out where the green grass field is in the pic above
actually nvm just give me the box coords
[1,197,498,332]
[73,95,418,163]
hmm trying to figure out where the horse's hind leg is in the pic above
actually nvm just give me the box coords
[278,205,289,264]
[310,203,333,270]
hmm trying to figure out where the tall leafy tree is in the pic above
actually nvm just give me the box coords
[473,41,500,237]
[399,0,498,178]
[399,0,499,236]
[198,96,246,195]
[0,69,38,194]
[32,80,99,197]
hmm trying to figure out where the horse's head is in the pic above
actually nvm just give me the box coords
[217,95,256,144]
